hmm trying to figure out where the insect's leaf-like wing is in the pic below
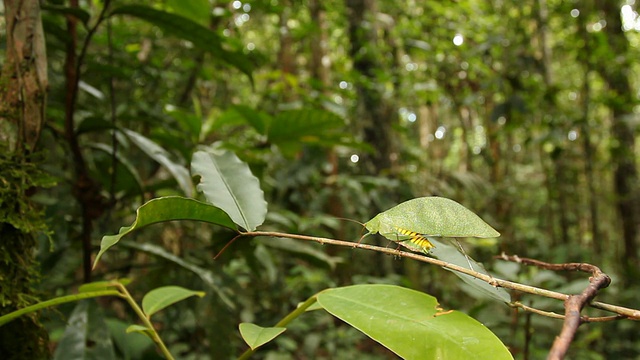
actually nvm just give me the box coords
[429,238,511,303]
[374,197,500,238]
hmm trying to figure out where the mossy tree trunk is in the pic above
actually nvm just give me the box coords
[0,0,50,358]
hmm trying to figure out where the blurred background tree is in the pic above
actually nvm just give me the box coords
[1,0,639,358]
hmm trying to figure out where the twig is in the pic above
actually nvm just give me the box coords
[497,254,613,359]
[228,231,640,321]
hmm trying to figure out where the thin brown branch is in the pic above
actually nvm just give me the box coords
[501,255,613,359]
[233,231,640,322]
[510,302,622,323]
[64,0,113,283]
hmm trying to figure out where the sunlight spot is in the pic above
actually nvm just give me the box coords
[243,3,251,12]
[232,1,242,10]
[473,146,482,154]
[247,42,255,51]
[339,81,348,89]
[407,113,417,122]
[513,144,521,152]
[350,154,360,163]
[568,130,578,141]
[570,9,580,18]
[622,5,640,31]
[435,126,446,139]
[453,34,464,46]
[322,55,331,67]
[568,92,577,100]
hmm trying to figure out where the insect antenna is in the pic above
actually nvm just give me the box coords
[330,217,368,246]
[331,216,365,228]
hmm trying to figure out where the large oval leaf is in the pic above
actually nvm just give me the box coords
[110,5,252,80]
[317,285,513,360]
[93,196,236,268]
[142,286,205,318]
[365,197,500,240]
[191,148,267,231]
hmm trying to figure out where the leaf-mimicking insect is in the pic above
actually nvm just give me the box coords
[364,196,500,253]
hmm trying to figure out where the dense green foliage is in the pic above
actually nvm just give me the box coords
[1,0,639,358]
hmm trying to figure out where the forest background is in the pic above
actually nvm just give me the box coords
[1,0,639,359]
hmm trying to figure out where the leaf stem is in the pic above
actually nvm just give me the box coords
[0,290,122,326]
[115,282,175,360]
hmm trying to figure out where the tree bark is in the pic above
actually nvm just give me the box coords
[595,0,640,274]
[345,0,397,174]
[0,0,50,358]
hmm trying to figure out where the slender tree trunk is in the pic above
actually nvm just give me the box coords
[595,0,640,275]
[576,2,601,258]
[345,0,397,175]
[0,0,50,358]
[309,0,330,87]
[278,0,297,102]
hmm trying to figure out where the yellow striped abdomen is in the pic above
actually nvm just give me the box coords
[394,227,435,250]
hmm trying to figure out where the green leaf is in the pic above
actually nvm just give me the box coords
[316,285,513,360]
[165,106,202,139]
[42,4,91,25]
[121,240,235,309]
[142,286,205,318]
[365,197,500,240]
[166,0,211,25]
[78,279,130,293]
[266,109,347,155]
[428,238,511,303]
[257,237,343,270]
[53,300,117,360]
[239,323,286,350]
[93,196,236,268]
[123,129,193,196]
[89,142,145,197]
[125,324,152,335]
[191,148,268,231]
[106,319,154,359]
[110,5,253,80]
[229,105,273,135]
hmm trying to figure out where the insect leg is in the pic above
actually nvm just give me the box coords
[452,239,475,271]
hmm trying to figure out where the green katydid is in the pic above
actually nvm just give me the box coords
[362,196,510,303]
[363,197,500,252]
